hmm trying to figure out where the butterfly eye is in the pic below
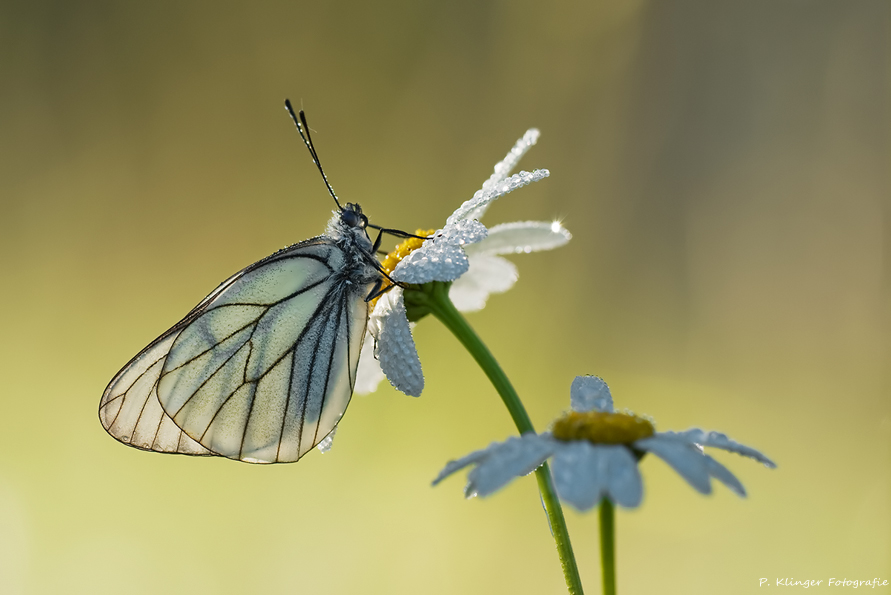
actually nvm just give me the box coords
[341,208,360,228]
[340,205,368,229]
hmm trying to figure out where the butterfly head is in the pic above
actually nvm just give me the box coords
[327,203,374,254]
[340,203,368,230]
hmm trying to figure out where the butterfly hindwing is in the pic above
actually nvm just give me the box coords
[99,237,373,463]
[99,330,213,456]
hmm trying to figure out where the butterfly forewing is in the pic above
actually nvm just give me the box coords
[100,237,374,463]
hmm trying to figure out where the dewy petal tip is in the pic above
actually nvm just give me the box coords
[571,375,614,413]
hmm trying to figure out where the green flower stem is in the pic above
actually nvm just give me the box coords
[408,282,584,595]
[599,499,616,595]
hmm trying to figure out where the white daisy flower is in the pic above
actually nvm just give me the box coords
[432,375,777,510]
[355,128,571,397]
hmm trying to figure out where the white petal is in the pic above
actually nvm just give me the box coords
[483,129,541,190]
[570,376,614,413]
[447,169,550,226]
[635,435,712,494]
[465,221,571,257]
[605,446,645,507]
[462,128,540,221]
[448,255,518,312]
[671,429,777,468]
[637,434,748,497]
[371,288,424,397]
[432,434,554,497]
[551,441,608,510]
[393,242,469,284]
[431,447,494,487]
[391,220,487,284]
[439,218,489,245]
[353,331,385,395]
[702,455,747,497]
[367,293,388,341]
[551,442,642,510]
[463,434,555,498]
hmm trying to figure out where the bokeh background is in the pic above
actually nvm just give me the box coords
[1,1,887,594]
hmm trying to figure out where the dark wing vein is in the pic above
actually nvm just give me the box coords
[170,340,252,421]
[345,300,354,390]
[275,337,298,462]
[194,341,254,443]
[163,276,329,376]
[103,351,166,429]
[312,294,345,446]
[293,290,341,455]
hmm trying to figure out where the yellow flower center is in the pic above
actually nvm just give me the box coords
[370,229,435,309]
[551,410,655,445]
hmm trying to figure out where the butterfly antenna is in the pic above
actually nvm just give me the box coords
[365,223,429,240]
[284,99,342,210]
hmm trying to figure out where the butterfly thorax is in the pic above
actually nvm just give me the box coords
[325,207,380,290]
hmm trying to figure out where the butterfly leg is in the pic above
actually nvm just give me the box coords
[366,224,429,253]
[371,228,385,253]
[364,277,397,302]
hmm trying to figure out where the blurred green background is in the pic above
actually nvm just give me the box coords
[0,1,887,593]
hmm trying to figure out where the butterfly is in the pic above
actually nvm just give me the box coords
[99,101,419,464]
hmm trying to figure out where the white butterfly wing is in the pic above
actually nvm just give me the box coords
[99,330,213,456]
[99,237,372,463]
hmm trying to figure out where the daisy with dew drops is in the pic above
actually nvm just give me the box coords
[350,128,571,400]
[433,375,777,509]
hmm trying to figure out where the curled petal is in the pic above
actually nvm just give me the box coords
[669,429,777,468]
[391,220,487,284]
[466,221,571,257]
[571,376,614,413]
[449,255,518,312]
[369,288,424,396]
[353,331,385,395]
[393,243,469,284]
[439,218,489,245]
[447,169,550,226]
[551,442,642,510]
